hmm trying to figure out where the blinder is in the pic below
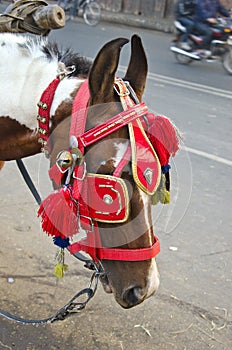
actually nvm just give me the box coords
[80,174,129,223]
[114,78,161,196]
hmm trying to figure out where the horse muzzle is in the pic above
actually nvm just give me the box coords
[100,259,160,309]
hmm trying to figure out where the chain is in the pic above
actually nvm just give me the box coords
[0,261,104,325]
[7,159,105,325]
[50,271,101,323]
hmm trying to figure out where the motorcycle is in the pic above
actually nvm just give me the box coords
[170,17,232,75]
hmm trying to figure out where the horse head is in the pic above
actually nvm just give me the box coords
[42,35,164,309]
[82,35,160,308]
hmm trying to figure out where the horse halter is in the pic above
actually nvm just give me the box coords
[37,77,161,262]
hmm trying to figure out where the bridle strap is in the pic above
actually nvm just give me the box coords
[98,237,160,261]
[37,77,61,156]
[69,235,160,261]
[78,102,148,150]
[113,144,131,177]
[70,79,90,143]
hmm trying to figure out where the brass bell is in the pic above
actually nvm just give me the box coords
[71,148,84,165]
[56,150,73,169]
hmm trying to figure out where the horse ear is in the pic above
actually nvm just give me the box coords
[124,35,148,101]
[88,38,129,104]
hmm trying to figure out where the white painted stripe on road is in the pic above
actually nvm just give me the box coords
[181,146,232,167]
[118,65,232,99]
[118,66,232,166]
[148,72,232,99]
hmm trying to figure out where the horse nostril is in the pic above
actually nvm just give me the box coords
[122,286,143,307]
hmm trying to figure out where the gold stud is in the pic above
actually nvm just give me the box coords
[37,115,46,123]
[38,128,47,135]
[37,101,48,110]
[38,138,47,145]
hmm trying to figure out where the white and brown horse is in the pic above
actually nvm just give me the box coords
[0,33,178,308]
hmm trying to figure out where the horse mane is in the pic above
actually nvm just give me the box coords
[0,33,92,78]
[41,41,92,78]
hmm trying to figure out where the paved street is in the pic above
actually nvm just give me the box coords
[0,12,232,350]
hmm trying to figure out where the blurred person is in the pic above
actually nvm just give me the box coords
[175,0,197,50]
[57,0,68,11]
[70,0,78,20]
[194,0,231,54]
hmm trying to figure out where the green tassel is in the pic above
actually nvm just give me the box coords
[151,191,160,205]
[53,248,68,279]
[152,174,170,205]
[159,188,170,204]
[54,263,68,279]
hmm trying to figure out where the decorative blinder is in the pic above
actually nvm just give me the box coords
[129,118,161,195]
[80,174,129,223]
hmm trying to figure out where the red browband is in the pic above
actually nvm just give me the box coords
[78,103,148,150]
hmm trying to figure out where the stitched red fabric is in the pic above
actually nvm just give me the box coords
[69,235,160,261]
[37,77,61,153]
[70,80,90,153]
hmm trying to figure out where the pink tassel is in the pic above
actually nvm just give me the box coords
[38,186,78,238]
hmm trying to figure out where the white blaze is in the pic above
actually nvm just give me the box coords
[113,140,160,295]
[138,189,160,296]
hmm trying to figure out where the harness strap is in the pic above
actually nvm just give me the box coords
[69,234,160,261]
[114,79,161,195]
[113,144,131,177]
[68,79,161,262]
[37,77,61,156]
[70,79,90,153]
[78,102,148,149]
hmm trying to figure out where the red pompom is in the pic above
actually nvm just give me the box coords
[146,114,179,166]
[38,185,78,238]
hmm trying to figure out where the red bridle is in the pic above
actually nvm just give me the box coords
[38,78,161,262]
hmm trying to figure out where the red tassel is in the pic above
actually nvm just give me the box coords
[38,185,78,238]
[146,114,179,166]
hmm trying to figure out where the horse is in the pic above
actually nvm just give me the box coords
[0,33,179,309]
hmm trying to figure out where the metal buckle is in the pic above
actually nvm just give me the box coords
[57,62,76,79]
[80,215,94,232]
[114,78,130,96]
[37,115,46,123]
[38,127,47,135]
